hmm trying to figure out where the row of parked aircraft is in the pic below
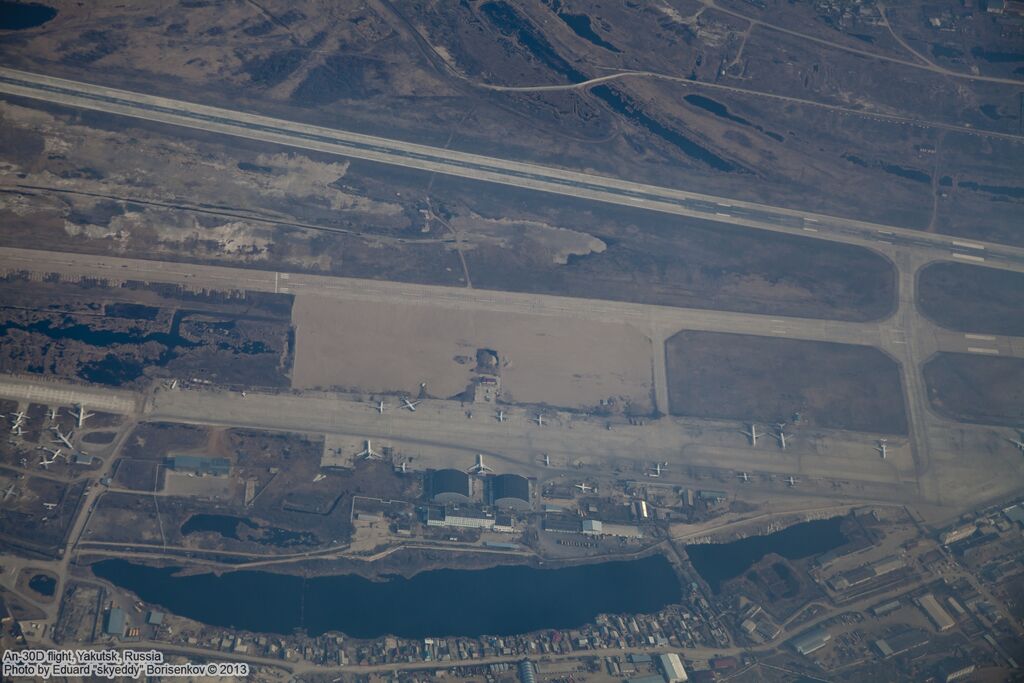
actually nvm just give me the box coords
[374,398,548,426]
[6,403,95,434]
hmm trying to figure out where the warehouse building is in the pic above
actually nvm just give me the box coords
[167,455,230,476]
[490,473,531,511]
[657,653,688,683]
[104,608,126,637]
[428,469,472,504]
[917,593,955,631]
[791,628,831,655]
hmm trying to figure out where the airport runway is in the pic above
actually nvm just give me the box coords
[3,67,1024,270]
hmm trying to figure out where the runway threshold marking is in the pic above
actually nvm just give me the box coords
[965,334,997,341]
[952,240,985,250]
[966,347,999,355]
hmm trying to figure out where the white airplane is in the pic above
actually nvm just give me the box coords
[52,428,74,449]
[313,473,326,483]
[496,410,506,423]
[47,407,59,422]
[647,462,668,477]
[469,453,493,474]
[38,455,56,469]
[534,414,545,426]
[401,398,421,412]
[876,439,888,459]
[357,440,381,460]
[743,423,760,447]
[396,460,409,474]
[737,472,750,482]
[39,446,64,461]
[574,482,594,493]
[1008,434,1024,453]
[541,453,550,467]
[774,424,789,450]
[12,425,23,437]
[71,404,94,428]
[786,476,799,487]
[42,502,57,510]
[1,484,17,500]
[375,400,387,414]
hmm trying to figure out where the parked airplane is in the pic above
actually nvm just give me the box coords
[42,502,57,510]
[47,407,59,422]
[313,473,326,482]
[774,424,789,450]
[52,428,74,449]
[647,462,668,477]
[39,447,64,461]
[375,400,387,414]
[574,483,594,493]
[401,398,421,412]
[1008,432,1024,452]
[743,423,760,446]
[396,460,409,474]
[71,404,94,428]
[469,453,493,474]
[876,439,889,459]
[737,472,750,482]
[534,414,545,426]
[357,440,381,460]
[786,476,799,486]
[1,484,17,500]
[496,410,506,423]
[38,455,56,469]
[9,411,28,430]
[541,453,550,467]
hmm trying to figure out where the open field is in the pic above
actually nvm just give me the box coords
[292,294,654,412]
[917,261,1024,336]
[923,353,1024,427]
[664,331,908,434]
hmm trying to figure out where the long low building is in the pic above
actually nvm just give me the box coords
[167,455,230,476]
[917,593,955,632]
[791,628,831,656]
[426,506,494,529]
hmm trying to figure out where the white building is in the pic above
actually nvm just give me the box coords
[657,653,688,683]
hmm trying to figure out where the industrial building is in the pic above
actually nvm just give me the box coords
[104,608,126,637]
[917,593,955,631]
[543,513,583,534]
[428,469,472,504]
[167,455,230,476]
[791,628,831,655]
[656,653,688,683]
[941,524,977,546]
[426,505,494,529]
[518,659,537,683]
[490,473,531,511]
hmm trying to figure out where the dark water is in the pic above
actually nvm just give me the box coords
[0,1,56,30]
[180,514,318,547]
[558,13,620,52]
[92,555,681,638]
[931,44,963,59]
[28,574,56,596]
[687,517,846,593]
[959,180,1024,199]
[181,514,254,540]
[592,85,740,172]
[683,94,784,142]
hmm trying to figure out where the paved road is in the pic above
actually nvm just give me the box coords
[3,67,1024,271]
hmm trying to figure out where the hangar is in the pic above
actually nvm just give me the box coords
[428,469,472,504]
[490,473,531,511]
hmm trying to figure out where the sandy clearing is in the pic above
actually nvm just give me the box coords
[291,295,653,411]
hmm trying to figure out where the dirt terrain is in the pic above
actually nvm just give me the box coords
[923,353,1024,427]
[664,331,908,434]
[1,0,1019,244]
[0,273,294,388]
[917,262,1024,336]
[291,294,654,412]
[0,99,897,322]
